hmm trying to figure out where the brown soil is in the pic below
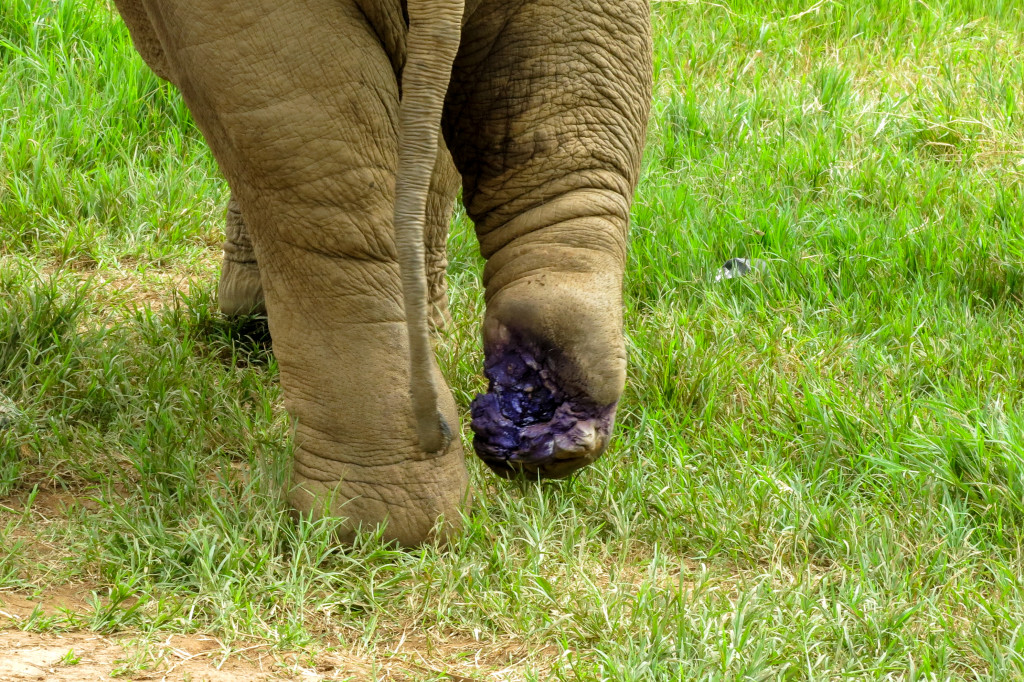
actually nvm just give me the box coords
[0,630,297,681]
[0,587,93,621]
[0,627,551,681]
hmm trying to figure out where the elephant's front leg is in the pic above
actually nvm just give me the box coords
[218,195,265,317]
[135,0,469,545]
[446,0,653,479]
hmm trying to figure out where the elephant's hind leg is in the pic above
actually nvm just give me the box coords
[218,195,265,316]
[218,156,453,323]
[446,0,652,480]
[135,0,469,545]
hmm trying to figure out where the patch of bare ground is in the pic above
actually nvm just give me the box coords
[0,629,560,681]
[92,259,218,314]
[2,484,104,516]
[373,630,560,681]
[0,482,563,680]
[0,585,94,622]
[0,630,297,681]
[1,484,104,539]
[0,582,562,681]
[85,252,221,315]
[33,249,222,316]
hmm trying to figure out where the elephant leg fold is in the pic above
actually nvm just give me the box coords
[135,0,468,545]
[218,195,266,317]
[446,0,653,479]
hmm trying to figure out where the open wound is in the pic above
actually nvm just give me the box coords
[469,336,615,479]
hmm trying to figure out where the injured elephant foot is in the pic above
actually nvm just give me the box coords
[470,329,617,480]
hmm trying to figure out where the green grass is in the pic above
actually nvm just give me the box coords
[2,0,1024,678]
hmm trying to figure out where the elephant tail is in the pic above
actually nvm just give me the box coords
[394,0,464,453]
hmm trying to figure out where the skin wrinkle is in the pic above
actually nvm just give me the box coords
[262,167,452,313]
[246,149,452,267]
[458,125,635,215]
[482,261,621,313]
[175,11,397,197]
[485,241,624,284]
[169,9,277,53]
[291,463,445,500]
[222,105,390,192]
[219,201,264,314]
[353,0,406,77]
[295,479,424,515]
[454,0,521,86]
[483,231,625,285]
[273,229,399,267]
[474,186,630,258]
[291,456,336,482]
[268,240,400,284]
[256,203,397,260]
[471,167,632,232]
[293,440,406,466]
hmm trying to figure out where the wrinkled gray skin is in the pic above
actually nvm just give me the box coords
[114,0,652,545]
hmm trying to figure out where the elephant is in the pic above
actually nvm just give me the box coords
[112,0,652,545]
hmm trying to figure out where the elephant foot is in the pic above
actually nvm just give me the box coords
[218,257,265,317]
[287,454,470,546]
[218,197,266,317]
[470,326,617,480]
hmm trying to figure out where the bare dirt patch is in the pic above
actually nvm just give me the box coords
[0,629,551,681]
[0,585,93,621]
[94,263,217,314]
[33,250,222,316]
[378,630,560,680]
[0,630,301,681]
[3,486,103,517]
